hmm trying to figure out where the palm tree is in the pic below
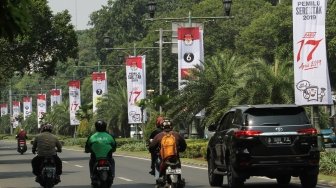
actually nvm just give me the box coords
[96,81,129,137]
[165,53,243,126]
[231,58,294,105]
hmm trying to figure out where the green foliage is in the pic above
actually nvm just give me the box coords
[62,137,87,148]
[180,141,207,159]
[118,142,147,152]
[77,119,91,137]
[0,115,11,134]
[320,151,336,176]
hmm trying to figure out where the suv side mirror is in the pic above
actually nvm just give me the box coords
[208,123,217,132]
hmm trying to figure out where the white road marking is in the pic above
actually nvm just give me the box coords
[62,161,68,163]
[75,165,84,168]
[117,177,133,182]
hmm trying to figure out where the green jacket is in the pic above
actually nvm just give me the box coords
[85,132,116,159]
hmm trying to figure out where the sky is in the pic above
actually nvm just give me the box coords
[47,0,108,30]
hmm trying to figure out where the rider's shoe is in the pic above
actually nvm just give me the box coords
[35,176,39,183]
[149,170,155,175]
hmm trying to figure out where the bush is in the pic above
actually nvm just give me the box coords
[180,140,207,159]
[118,142,147,152]
[320,151,336,176]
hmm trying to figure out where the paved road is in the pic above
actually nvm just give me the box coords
[0,140,334,188]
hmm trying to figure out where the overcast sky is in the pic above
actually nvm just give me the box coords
[48,0,108,30]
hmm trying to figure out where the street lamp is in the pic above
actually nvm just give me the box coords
[223,0,232,16]
[147,1,157,19]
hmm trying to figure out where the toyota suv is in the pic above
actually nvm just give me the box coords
[206,104,320,188]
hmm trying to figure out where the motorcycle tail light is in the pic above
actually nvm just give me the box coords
[234,130,262,138]
[297,128,317,135]
[98,159,108,166]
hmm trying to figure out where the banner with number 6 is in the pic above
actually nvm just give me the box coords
[293,0,332,105]
[68,80,81,125]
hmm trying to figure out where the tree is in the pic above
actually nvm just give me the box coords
[231,58,294,105]
[0,0,78,86]
[0,0,31,40]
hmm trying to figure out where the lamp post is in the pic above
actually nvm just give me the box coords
[146,0,233,114]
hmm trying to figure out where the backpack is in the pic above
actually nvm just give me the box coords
[160,132,177,160]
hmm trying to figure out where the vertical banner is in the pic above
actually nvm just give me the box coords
[293,0,332,105]
[126,56,146,124]
[12,101,20,128]
[23,96,32,120]
[50,89,62,108]
[68,80,81,125]
[0,103,8,116]
[92,72,108,112]
[177,27,204,89]
[37,94,47,128]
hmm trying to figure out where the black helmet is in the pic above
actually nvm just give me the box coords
[95,120,107,132]
[162,118,173,130]
[41,123,53,132]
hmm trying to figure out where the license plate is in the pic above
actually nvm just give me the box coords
[166,168,181,174]
[267,136,291,145]
[324,139,329,143]
[97,166,110,170]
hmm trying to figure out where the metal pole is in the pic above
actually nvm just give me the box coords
[9,84,13,135]
[133,43,136,56]
[188,11,192,26]
[159,28,163,114]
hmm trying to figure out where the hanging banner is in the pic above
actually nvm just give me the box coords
[92,72,108,112]
[68,80,81,125]
[23,96,32,120]
[50,89,62,108]
[0,103,8,117]
[126,56,146,124]
[12,101,20,128]
[293,0,332,105]
[37,94,46,128]
[177,27,204,89]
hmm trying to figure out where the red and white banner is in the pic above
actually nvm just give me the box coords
[68,80,81,125]
[178,27,204,89]
[12,101,20,128]
[92,72,108,112]
[126,56,146,124]
[37,94,46,128]
[293,0,332,105]
[50,89,62,108]
[0,103,8,117]
[23,96,32,120]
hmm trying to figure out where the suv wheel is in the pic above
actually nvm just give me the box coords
[299,167,318,188]
[208,156,223,186]
[276,175,291,185]
[227,162,244,188]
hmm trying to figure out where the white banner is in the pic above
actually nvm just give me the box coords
[68,80,81,125]
[178,27,204,89]
[0,103,8,117]
[126,56,146,124]
[92,72,108,112]
[37,94,46,128]
[12,101,21,128]
[23,97,32,120]
[50,89,62,108]
[293,0,332,105]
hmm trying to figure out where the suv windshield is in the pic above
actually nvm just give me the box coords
[245,107,310,126]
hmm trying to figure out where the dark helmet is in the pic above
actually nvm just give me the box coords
[156,116,164,128]
[41,123,53,132]
[162,118,173,130]
[95,120,107,132]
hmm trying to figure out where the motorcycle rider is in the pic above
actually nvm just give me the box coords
[85,120,117,184]
[148,116,164,175]
[31,123,62,183]
[16,128,28,149]
[149,117,187,177]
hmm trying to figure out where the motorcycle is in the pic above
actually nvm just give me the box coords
[17,139,27,154]
[37,156,59,188]
[91,158,114,188]
[154,156,185,188]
